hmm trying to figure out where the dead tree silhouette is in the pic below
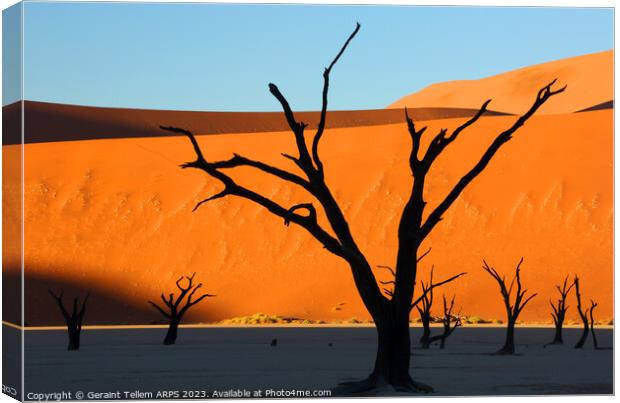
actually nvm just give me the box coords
[588,299,599,349]
[48,289,89,351]
[573,276,589,349]
[545,275,574,346]
[426,294,461,349]
[378,259,464,349]
[482,258,537,355]
[416,278,434,349]
[412,266,465,349]
[162,23,565,392]
[148,273,214,345]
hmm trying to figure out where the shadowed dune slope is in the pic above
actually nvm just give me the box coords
[577,100,614,113]
[3,269,159,326]
[3,110,611,325]
[389,50,613,115]
[2,101,507,145]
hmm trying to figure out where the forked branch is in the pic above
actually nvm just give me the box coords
[48,289,90,350]
[418,80,566,240]
[410,271,467,310]
[427,294,462,348]
[160,25,367,263]
[313,22,361,175]
[148,272,215,319]
[482,257,537,322]
[148,273,215,345]
[160,125,344,257]
[550,274,574,325]
[483,257,537,355]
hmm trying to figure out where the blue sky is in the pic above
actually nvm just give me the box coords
[5,3,614,111]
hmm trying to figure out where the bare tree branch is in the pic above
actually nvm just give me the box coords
[417,247,432,263]
[211,153,313,193]
[149,301,170,318]
[78,293,90,319]
[312,22,361,174]
[179,283,216,316]
[48,289,70,322]
[48,289,89,350]
[410,271,467,310]
[419,80,566,239]
[547,273,575,346]
[268,84,313,168]
[377,265,396,277]
[160,126,206,165]
[483,257,537,354]
[574,275,590,349]
[589,299,599,349]
[404,107,427,168]
[149,273,216,345]
[515,293,538,317]
[284,203,317,227]
[162,125,345,257]
[192,189,230,212]
[422,99,491,169]
[160,293,173,309]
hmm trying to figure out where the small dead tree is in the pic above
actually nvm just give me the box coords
[427,294,461,349]
[416,267,434,348]
[573,275,589,349]
[148,273,214,345]
[380,261,464,349]
[546,275,575,346]
[588,299,599,350]
[409,266,465,349]
[163,22,565,391]
[416,281,433,348]
[48,289,89,351]
[482,258,537,355]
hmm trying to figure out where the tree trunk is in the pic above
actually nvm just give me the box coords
[575,320,589,348]
[496,320,515,354]
[365,314,433,392]
[67,325,81,351]
[335,256,432,393]
[591,325,599,350]
[338,310,432,393]
[549,321,563,345]
[439,323,451,349]
[419,316,431,348]
[373,319,410,382]
[164,318,180,345]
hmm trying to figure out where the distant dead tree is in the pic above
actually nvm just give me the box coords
[412,266,465,349]
[48,289,89,351]
[583,297,611,350]
[416,278,434,349]
[573,276,589,349]
[546,275,574,346]
[162,21,565,391]
[380,262,465,349]
[427,294,462,349]
[483,258,537,355]
[588,299,599,349]
[148,273,214,345]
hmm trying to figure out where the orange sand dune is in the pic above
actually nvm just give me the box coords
[389,50,613,115]
[3,110,612,325]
